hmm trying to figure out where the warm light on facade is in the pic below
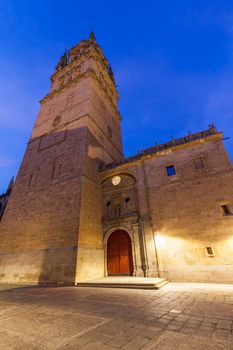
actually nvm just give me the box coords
[155,234,165,248]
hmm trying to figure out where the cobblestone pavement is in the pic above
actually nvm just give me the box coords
[0,283,233,349]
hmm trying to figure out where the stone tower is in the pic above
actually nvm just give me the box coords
[0,33,123,284]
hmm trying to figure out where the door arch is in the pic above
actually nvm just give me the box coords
[107,230,133,276]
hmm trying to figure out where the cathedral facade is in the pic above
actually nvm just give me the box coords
[0,34,233,285]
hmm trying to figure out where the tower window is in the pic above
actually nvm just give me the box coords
[125,197,130,203]
[28,174,33,186]
[52,115,61,128]
[166,165,176,176]
[107,126,112,139]
[66,93,74,107]
[106,201,111,207]
[206,247,214,256]
[193,157,205,170]
[221,204,232,216]
[28,174,37,187]
[52,164,62,179]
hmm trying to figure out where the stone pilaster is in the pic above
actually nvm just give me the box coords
[132,223,144,277]
[136,163,159,277]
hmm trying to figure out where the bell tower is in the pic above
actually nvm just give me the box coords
[0,33,123,284]
[34,32,123,163]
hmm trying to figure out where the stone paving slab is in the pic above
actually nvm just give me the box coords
[0,307,108,349]
[142,330,233,349]
[0,283,233,349]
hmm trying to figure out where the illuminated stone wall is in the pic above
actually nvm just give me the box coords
[101,130,233,283]
[146,136,233,283]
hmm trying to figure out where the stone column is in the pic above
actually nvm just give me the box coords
[132,223,145,277]
[103,242,108,276]
[136,163,159,277]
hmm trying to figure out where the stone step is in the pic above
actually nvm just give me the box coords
[76,277,169,290]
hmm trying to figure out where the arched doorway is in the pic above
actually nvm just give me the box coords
[107,230,133,276]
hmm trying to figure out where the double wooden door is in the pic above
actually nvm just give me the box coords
[107,230,133,276]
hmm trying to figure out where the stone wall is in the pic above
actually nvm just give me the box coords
[101,132,233,283]
[146,137,233,283]
[0,126,85,284]
[0,35,122,285]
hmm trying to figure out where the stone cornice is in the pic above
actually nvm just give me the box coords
[100,130,223,174]
[40,68,121,121]
[51,48,116,93]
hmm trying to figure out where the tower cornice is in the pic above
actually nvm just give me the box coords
[51,49,117,93]
[40,68,122,121]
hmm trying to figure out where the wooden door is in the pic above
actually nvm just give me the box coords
[107,230,133,276]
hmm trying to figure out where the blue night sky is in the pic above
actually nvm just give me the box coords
[0,0,233,193]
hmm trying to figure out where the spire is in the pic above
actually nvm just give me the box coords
[108,65,116,85]
[89,32,96,44]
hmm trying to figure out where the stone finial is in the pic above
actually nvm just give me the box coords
[55,51,67,71]
[89,32,96,44]
[7,176,14,194]
[208,123,216,130]
[108,65,116,85]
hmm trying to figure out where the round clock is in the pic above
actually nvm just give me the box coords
[112,175,121,186]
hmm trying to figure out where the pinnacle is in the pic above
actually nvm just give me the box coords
[89,31,96,43]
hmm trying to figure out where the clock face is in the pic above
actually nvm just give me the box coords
[112,175,121,186]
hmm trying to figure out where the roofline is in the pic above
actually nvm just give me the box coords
[100,126,222,173]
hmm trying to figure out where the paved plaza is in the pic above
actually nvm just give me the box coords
[0,282,233,349]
